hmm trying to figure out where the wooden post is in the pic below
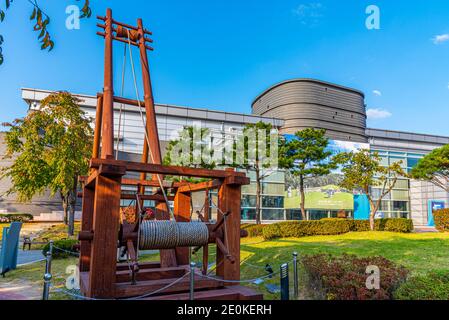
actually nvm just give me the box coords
[173,190,191,265]
[92,96,103,159]
[100,8,114,159]
[79,185,95,272]
[137,18,162,171]
[88,167,124,298]
[216,173,242,284]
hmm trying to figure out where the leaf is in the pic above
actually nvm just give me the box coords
[0,10,5,22]
[6,0,11,10]
[30,7,36,20]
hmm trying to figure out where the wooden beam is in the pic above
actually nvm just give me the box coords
[216,180,242,285]
[87,173,123,298]
[177,179,222,193]
[79,187,94,272]
[119,194,175,201]
[173,191,191,265]
[90,159,246,179]
[121,178,176,188]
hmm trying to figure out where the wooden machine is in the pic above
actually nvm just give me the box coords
[78,8,263,300]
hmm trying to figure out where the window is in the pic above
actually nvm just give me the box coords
[392,201,409,212]
[262,209,285,221]
[286,210,303,221]
[308,210,328,221]
[407,157,421,169]
[241,208,256,220]
[241,195,257,207]
[262,196,284,208]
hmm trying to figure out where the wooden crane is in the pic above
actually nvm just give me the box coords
[78,8,263,300]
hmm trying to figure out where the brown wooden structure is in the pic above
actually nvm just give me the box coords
[78,8,262,300]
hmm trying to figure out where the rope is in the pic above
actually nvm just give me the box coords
[139,221,209,250]
[126,29,175,221]
[51,272,191,300]
[115,43,127,160]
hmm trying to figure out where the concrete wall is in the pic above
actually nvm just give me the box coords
[252,79,367,142]
[410,180,449,226]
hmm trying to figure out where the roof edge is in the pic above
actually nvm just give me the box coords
[251,78,365,107]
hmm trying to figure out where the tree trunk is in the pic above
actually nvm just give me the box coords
[61,194,69,225]
[299,176,306,220]
[255,165,262,225]
[67,176,78,236]
[68,191,76,236]
[368,200,376,231]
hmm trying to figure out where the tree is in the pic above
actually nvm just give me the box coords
[334,149,406,231]
[0,0,92,65]
[411,144,449,192]
[1,92,93,235]
[163,126,216,182]
[231,122,279,225]
[279,128,336,220]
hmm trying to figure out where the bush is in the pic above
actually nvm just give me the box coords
[261,218,413,240]
[42,239,79,259]
[302,254,408,300]
[242,224,266,237]
[394,271,449,300]
[434,209,449,232]
[0,213,34,223]
[262,223,282,240]
[384,218,413,233]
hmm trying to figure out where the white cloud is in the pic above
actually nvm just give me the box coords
[432,34,449,45]
[366,108,392,120]
[292,3,325,26]
[372,90,382,96]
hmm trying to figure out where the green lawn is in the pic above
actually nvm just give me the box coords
[3,231,449,300]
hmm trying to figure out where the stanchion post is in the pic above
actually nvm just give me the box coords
[280,263,289,301]
[293,252,298,299]
[42,240,54,300]
[190,262,195,300]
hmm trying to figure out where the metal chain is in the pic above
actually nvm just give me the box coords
[52,246,80,257]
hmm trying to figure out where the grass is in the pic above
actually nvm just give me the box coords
[3,230,449,300]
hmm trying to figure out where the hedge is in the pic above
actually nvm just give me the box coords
[303,254,408,300]
[394,271,449,300]
[434,209,449,232]
[253,218,413,240]
[42,239,79,259]
[0,213,34,223]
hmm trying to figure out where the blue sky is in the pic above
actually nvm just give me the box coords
[1,0,449,136]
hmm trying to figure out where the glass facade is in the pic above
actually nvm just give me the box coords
[370,150,425,218]
[240,169,286,221]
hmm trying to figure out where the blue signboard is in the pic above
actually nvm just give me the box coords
[428,200,446,227]
[354,194,370,220]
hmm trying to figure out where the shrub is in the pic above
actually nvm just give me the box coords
[0,213,34,223]
[434,209,449,232]
[262,223,282,240]
[302,254,408,300]
[394,271,449,300]
[243,224,266,237]
[42,239,79,259]
[384,218,413,233]
[260,218,413,240]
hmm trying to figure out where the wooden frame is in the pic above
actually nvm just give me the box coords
[78,8,262,300]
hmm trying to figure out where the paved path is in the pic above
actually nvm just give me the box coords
[17,250,44,266]
[0,279,41,300]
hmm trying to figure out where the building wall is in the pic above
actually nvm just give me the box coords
[0,132,66,219]
[410,180,449,226]
[251,79,368,143]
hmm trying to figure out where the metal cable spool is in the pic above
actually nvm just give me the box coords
[139,221,209,250]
